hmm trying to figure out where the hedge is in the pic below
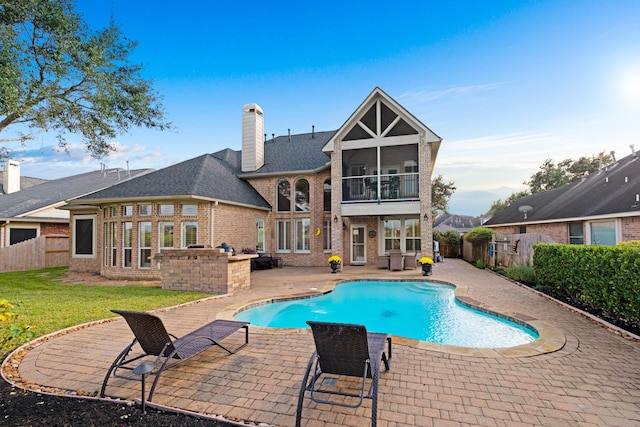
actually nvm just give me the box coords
[533,243,640,323]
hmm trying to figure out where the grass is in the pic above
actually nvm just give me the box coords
[0,267,212,360]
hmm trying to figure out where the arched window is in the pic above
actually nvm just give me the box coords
[323,179,331,212]
[294,179,310,212]
[277,179,291,212]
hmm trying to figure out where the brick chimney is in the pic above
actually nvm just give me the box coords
[241,103,264,172]
[2,160,20,194]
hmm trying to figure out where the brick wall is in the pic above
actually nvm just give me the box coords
[41,222,69,236]
[622,216,640,241]
[154,249,253,294]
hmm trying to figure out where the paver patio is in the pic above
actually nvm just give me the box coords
[3,259,640,426]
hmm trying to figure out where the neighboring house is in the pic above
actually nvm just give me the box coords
[0,161,152,247]
[0,160,47,195]
[433,213,487,235]
[65,87,442,279]
[484,151,640,245]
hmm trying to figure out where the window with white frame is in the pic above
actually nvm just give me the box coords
[405,218,421,252]
[277,179,291,212]
[138,204,152,216]
[159,222,174,249]
[181,221,198,247]
[73,215,96,257]
[294,179,310,212]
[383,219,401,251]
[295,218,311,252]
[323,179,331,212]
[323,218,332,251]
[111,222,117,267]
[122,205,133,217]
[589,220,616,245]
[123,222,133,267]
[139,222,152,268]
[103,225,108,266]
[256,218,265,252]
[276,219,291,252]
[159,204,174,216]
[568,222,584,245]
[182,204,198,216]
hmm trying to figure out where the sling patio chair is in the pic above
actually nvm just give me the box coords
[100,309,249,401]
[389,250,404,271]
[295,321,392,427]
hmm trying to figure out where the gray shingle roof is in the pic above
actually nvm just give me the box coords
[0,168,152,219]
[74,154,271,209]
[485,153,640,225]
[0,173,47,194]
[237,130,335,176]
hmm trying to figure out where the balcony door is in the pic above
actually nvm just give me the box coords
[350,224,366,265]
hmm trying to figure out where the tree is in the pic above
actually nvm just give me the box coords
[489,152,613,215]
[431,174,456,216]
[0,0,171,159]
[526,152,612,194]
[488,190,530,216]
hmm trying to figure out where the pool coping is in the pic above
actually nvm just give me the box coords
[218,278,566,358]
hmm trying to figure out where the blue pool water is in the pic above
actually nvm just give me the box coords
[235,280,538,348]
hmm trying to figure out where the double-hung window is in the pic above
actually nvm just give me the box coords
[276,219,291,252]
[139,222,152,268]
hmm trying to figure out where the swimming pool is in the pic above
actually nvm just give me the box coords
[235,280,538,348]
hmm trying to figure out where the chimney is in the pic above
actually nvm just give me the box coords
[241,103,264,172]
[2,160,20,194]
[632,144,637,159]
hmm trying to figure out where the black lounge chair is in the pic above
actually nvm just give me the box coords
[295,321,392,427]
[100,309,249,401]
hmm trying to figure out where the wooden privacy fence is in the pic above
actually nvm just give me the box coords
[462,232,554,267]
[0,235,69,272]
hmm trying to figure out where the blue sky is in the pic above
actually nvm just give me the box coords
[5,0,640,215]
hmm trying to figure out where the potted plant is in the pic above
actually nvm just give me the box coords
[327,255,342,273]
[417,256,434,276]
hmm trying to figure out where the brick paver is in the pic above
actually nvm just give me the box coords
[3,259,640,426]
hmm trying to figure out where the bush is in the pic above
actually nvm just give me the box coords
[506,265,536,285]
[465,227,495,243]
[533,243,640,324]
[475,259,486,269]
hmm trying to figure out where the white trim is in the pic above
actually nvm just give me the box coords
[72,214,97,258]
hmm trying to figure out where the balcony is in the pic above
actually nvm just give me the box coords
[342,173,419,202]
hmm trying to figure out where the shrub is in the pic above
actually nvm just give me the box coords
[475,259,486,269]
[465,227,495,243]
[506,265,536,285]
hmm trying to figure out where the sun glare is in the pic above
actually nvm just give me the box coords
[617,67,640,105]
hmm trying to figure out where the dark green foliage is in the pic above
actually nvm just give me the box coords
[506,265,536,285]
[475,259,486,269]
[533,243,640,324]
[465,227,495,243]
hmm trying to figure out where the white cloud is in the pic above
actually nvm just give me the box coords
[397,83,505,105]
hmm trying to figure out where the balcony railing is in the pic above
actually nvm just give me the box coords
[341,173,419,202]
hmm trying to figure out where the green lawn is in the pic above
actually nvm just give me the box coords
[0,267,211,360]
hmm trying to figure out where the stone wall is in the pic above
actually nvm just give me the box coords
[154,248,255,294]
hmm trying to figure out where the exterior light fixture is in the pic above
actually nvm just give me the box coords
[333,215,338,222]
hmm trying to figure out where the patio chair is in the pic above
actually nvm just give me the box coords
[100,309,249,401]
[389,250,404,271]
[295,321,392,427]
[403,251,417,270]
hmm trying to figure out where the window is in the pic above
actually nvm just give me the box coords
[159,222,174,249]
[123,222,133,267]
[405,218,421,252]
[589,221,616,245]
[256,218,265,252]
[295,218,311,252]
[323,179,331,212]
[122,205,133,217]
[159,204,174,216]
[103,208,108,219]
[181,221,198,247]
[110,206,117,217]
[73,215,95,257]
[294,179,310,212]
[103,225,108,266]
[182,204,198,216]
[384,219,401,251]
[111,222,117,267]
[138,204,152,216]
[568,222,584,244]
[276,219,291,252]
[277,179,291,212]
[9,228,37,245]
[323,218,332,251]
[138,222,152,268]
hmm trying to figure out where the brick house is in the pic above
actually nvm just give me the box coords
[484,150,640,245]
[65,87,442,279]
